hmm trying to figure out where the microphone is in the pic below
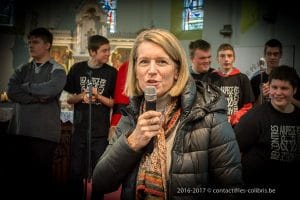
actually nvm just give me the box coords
[86,71,93,103]
[144,86,157,154]
[258,57,267,104]
[259,57,266,70]
[144,86,157,111]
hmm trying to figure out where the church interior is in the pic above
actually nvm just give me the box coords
[0,0,299,199]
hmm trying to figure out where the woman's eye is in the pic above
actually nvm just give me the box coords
[157,60,168,66]
[139,60,149,65]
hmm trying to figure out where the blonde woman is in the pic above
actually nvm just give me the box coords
[92,29,242,199]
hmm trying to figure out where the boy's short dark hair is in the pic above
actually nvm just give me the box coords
[264,38,282,55]
[217,43,235,57]
[189,39,211,58]
[27,27,53,46]
[88,35,109,52]
[269,65,299,89]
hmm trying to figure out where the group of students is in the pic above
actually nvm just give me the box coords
[190,41,254,126]
[189,38,300,196]
[3,27,300,200]
[4,28,117,200]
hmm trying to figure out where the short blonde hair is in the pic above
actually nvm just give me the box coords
[125,28,189,97]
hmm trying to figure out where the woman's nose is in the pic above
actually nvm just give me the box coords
[148,61,157,74]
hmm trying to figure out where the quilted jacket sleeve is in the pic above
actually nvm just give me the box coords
[92,116,144,193]
[208,111,243,185]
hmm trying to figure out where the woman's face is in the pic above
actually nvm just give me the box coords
[135,41,178,97]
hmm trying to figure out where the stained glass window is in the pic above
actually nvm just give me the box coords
[100,0,117,33]
[183,0,204,31]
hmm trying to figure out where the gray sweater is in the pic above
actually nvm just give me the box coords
[7,59,66,142]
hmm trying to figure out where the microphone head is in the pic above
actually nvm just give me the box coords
[144,86,157,102]
[259,57,266,68]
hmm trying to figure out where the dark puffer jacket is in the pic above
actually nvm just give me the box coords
[92,78,242,199]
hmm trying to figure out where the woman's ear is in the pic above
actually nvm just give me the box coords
[174,74,178,80]
[174,69,179,80]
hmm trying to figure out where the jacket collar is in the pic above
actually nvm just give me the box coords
[122,77,227,120]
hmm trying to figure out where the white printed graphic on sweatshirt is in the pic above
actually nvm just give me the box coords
[270,125,300,162]
[80,76,107,94]
[219,86,239,115]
